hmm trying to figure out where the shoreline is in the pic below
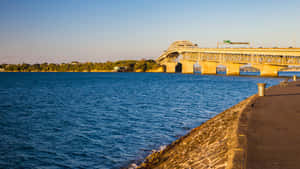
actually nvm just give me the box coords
[134,94,257,169]
[134,82,282,169]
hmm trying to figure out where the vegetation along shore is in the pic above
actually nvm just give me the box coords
[0,60,163,73]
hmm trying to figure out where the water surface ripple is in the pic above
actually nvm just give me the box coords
[0,73,282,168]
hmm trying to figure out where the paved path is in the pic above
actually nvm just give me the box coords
[247,80,300,169]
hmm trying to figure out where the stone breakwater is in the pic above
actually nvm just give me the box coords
[136,95,255,169]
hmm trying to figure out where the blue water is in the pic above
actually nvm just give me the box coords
[0,73,283,168]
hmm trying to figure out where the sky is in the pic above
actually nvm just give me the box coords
[0,0,300,64]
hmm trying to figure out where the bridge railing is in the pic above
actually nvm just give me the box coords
[180,52,300,66]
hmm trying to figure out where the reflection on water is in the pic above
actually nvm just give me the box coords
[195,71,300,77]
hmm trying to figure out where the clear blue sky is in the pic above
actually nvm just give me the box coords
[0,0,300,64]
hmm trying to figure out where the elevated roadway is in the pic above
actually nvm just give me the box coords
[157,41,300,76]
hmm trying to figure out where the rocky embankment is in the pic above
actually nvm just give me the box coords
[137,96,255,169]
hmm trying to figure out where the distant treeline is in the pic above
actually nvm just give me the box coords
[0,59,162,72]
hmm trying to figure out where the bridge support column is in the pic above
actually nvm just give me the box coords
[253,64,286,77]
[226,63,242,76]
[164,62,177,73]
[200,61,217,75]
[180,60,195,74]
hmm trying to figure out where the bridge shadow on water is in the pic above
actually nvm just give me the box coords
[193,71,299,79]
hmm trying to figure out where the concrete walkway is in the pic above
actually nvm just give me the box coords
[247,80,300,169]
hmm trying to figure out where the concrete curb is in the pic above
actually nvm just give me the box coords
[226,95,257,169]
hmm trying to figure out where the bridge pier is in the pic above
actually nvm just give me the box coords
[180,60,195,74]
[226,63,243,76]
[199,62,217,75]
[253,64,286,77]
[163,62,177,73]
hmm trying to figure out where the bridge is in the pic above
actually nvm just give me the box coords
[157,41,300,76]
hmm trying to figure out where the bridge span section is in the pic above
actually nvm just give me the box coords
[157,41,300,76]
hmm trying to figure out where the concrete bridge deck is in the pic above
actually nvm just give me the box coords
[246,80,300,169]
